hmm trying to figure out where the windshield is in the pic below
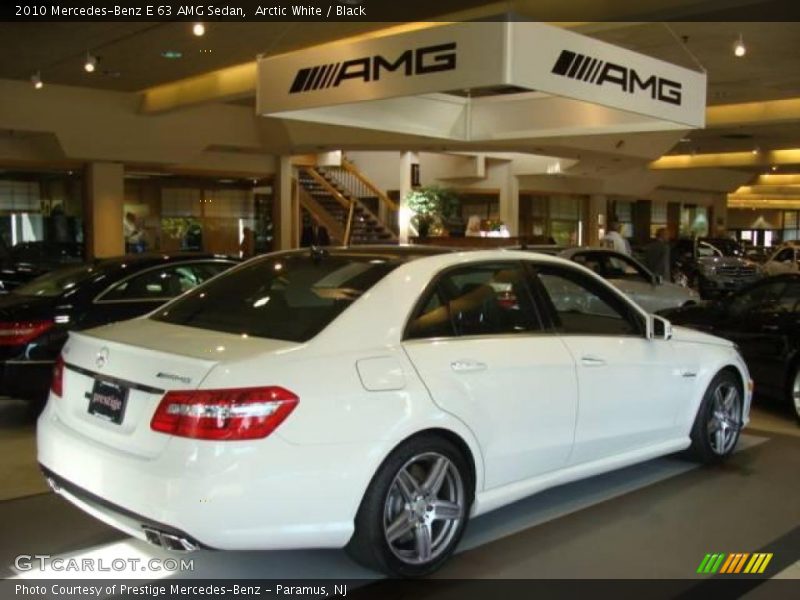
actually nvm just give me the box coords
[13,264,103,297]
[699,239,744,258]
[152,253,400,342]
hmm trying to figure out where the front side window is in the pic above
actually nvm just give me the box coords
[535,266,642,336]
[100,262,229,302]
[406,262,542,340]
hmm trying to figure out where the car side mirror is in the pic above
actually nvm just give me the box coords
[648,314,673,341]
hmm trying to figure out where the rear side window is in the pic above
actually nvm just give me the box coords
[100,262,230,302]
[152,254,398,342]
[405,262,542,340]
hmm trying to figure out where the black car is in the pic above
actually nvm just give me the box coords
[0,240,85,293]
[661,273,800,422]
[0,253,238,404]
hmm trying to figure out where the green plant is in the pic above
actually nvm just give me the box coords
[405,185,459,237]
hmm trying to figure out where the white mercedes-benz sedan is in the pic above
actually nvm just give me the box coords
[38,247,751,577]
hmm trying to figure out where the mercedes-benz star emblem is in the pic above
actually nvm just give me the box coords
[96,347,109,369]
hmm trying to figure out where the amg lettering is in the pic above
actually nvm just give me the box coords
[551,49,683,106]
[289,43,457,94]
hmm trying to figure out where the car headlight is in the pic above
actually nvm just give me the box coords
[699,263,716,275]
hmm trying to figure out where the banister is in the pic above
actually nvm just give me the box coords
[341,158,399,211]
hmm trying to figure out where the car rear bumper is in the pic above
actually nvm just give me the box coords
[37,398,366,550]
[0,360,53,401]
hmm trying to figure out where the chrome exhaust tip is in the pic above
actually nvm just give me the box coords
[142,527,198,552]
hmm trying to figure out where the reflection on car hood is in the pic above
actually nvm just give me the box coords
[670,324,732,348]
[696,256,756,268]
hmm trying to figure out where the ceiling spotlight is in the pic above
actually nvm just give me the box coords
[733,34,746,58]
[31,71,43,89]
[84,53,98,73]
[192,22,205,36]
[751,147,760,155]
[771,165,778,172]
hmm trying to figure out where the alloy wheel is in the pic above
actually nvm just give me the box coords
[383,452,465,565]
[707,381,742,455]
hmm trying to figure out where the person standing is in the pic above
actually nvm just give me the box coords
[601,221,631,255]
[644,227,671,281]
[123,212,145,254]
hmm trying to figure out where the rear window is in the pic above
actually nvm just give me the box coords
[151,253,399,342]
[14,264,104,298]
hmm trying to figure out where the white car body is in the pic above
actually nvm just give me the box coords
[38,249,751,554]
[763,244,800,277]
[559,247,698,313]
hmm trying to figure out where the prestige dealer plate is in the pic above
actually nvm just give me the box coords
[87,379,129,424]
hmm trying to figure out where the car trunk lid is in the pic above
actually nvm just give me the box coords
[55,318,298,458]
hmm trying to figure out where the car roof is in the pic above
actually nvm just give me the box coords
[273,245,454,263]
[558,246,628,259]
[94,252,238,269]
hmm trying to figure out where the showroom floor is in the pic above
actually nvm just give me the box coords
[1,397,798,584]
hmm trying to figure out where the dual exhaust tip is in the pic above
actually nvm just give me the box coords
[45,476,197,553]
[143,528,198,552]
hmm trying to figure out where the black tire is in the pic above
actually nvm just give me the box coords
[786,363,800,425]
[687,370,744,463]
[345,433,474,577]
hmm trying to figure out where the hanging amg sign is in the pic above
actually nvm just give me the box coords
[288,43,457,94]
[551,50,682,106]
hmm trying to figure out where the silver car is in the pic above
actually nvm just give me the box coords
[559,247,698,313]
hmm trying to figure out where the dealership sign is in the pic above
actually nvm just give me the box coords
[257,22,706,140]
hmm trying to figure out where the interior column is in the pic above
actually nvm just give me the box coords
[85,162,124,258]
[398,151,419,244]
[274,155,296,250]
[498,163,520,236]
[587,194,608,246]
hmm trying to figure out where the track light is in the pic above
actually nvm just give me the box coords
[192,22,205,36]
[733,34,746,58]
[84,53,98,73]
[31,71,43,89]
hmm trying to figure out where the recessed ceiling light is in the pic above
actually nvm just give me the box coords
[31,71,43,89]
[161,50,183,59]
[751,147,760,155]
[84,53,98,73]
[192,22,205,37]
[733,34,746,58]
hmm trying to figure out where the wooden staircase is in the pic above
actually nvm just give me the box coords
[297,159,398,245]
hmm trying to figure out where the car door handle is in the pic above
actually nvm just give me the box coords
[450,360,487,373]
[580,355,607,367]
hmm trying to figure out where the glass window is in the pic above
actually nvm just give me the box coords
[13,264,105,298]
[727,279,788,318]
[101,262,229,302]
[774,248,794,262]
[406,263,542,339]
[536,266,642,336]
[153,254,399,342]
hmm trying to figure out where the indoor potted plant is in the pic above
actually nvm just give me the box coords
[405,185,459,238]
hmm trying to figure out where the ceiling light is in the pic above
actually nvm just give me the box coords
[192,22,205,36]
[84,53,98,73]
[31,72,43,89]
[751,147,760,155]
[771,165,778,171]
[733,34,746,58]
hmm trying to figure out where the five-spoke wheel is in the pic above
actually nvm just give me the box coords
[689,370,743,463]
[346,434,473,577]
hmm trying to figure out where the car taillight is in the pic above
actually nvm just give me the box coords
[150,387,299,441]
[51,355,65,398]
[0,320,54,346]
